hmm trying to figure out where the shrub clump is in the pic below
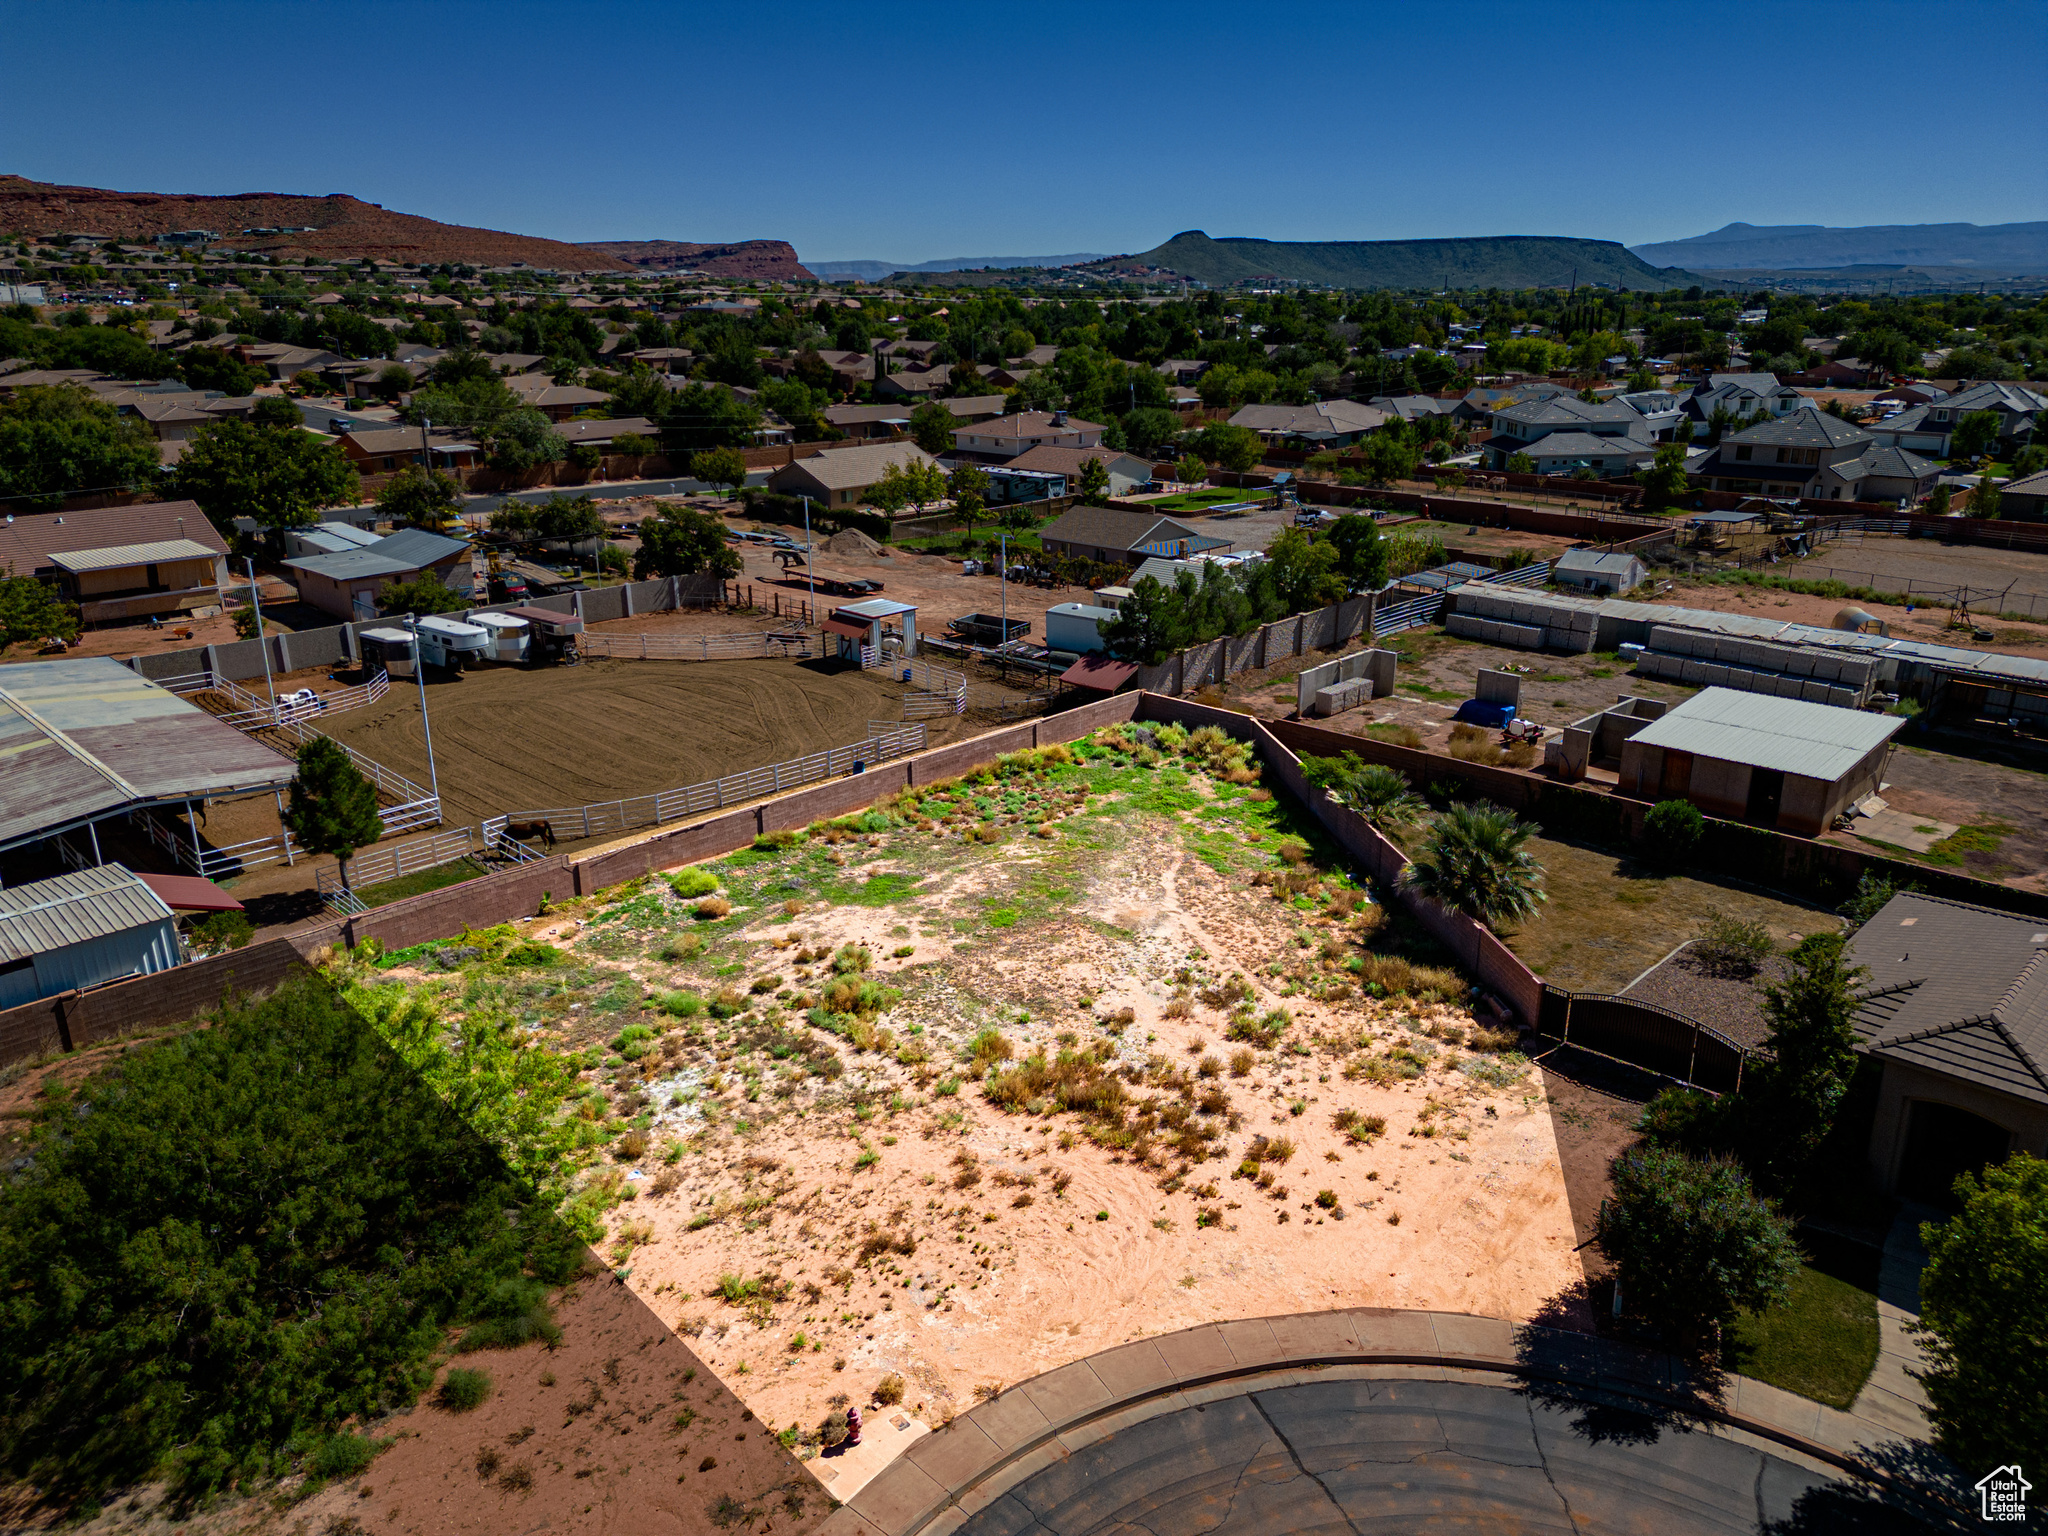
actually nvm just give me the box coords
[439,1368,494,1412]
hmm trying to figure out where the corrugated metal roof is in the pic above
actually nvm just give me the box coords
[44,539,224,574]
[0,863,175,964]
[0,657,298,851]
[1627,686,1904,780]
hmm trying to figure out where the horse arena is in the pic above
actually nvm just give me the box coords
[314,656,972,833]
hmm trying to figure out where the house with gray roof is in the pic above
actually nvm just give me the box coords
[1039,506,1229,566]
[0,864,183,1009]
[1228,399,1389,446]
[1847,890,2048,1202]
[1692,407,1892,501]
[1684,372,1805,425]
[1552,548,1646,594]
[1903,381,2048,457]
[1483,394,1654,472]
[282,527,474,621]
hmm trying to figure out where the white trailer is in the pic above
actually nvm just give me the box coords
[414,615,489,671]
[472,612,530,664]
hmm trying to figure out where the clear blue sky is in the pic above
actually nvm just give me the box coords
[3,0,2042,265]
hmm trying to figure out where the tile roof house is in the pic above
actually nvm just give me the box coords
[952,412,1105,460]
[0,500,229,624]
[1483,394,1655,471]
[1228,399,1389,445]
[1038,506,1230,565]
[1494,430,1655,478]
[503,374,612,421]
[1693,408,1916,501]
[338,427,481,473]
[1847,890,2048,1201]
[764,442,941,508]
[875,364,951,400]
[1999,468,2048,521]
[1002,445,1155,496]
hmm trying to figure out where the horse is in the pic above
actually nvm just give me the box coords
[506,819,557,849]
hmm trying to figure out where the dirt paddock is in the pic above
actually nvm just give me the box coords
[314,656,978,830]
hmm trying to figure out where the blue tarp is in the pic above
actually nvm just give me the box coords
[1454,700,1517,728]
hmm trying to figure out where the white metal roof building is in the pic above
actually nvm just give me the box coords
[1619,687,1906,837]
[0,863,182,1008]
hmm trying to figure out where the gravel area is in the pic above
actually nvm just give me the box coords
[1620,943,1789,1052]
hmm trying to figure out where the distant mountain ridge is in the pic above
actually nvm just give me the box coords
[1630,221,2048,270]
[0,174,634,270]
[1082,231,1700,289]
[577,238,812,280]
[806,253,1106,282]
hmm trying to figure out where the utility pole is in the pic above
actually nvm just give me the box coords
[246,559,276,715]
[802,495,815,623]
[999,529,1008,652]
[420,416,432,473]
[404,611,443,815]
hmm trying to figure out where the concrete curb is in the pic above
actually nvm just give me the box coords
[816,1307,1922,1536]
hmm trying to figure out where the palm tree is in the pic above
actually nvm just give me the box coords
[1403,801,1547,929]
[1302,753,1425,831]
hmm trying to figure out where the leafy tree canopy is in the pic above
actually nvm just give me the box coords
[174,418,359,533]
[0,575,81,647]
[0,384,162,511]
[634,504,742,581]
[374,465,463,528]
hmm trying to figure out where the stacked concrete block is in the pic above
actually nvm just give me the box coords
[1313,678,1373,716]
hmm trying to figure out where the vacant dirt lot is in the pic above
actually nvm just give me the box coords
[315,656,976,830]
[1783,533,2048,612]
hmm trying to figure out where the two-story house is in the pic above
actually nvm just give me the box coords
[1684,372,1805,426]
[1694,408,1934,502]
[1483,394,1656,474]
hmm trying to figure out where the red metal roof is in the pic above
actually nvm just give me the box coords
[495,604,584,634]
[1059,656,1138,691]
[822,618,870,641]
[134,871,244,912]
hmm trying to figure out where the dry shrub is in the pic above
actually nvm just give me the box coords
[694,896,732,920]
[1196,1086,1229,1116]
[1375,725,1425,750]
[969,1029,1014,1070]
[1162,995,1192,1020]
[498,1463,534,1494]
[1228,1047,1255,1078]
[615,1129,649,1162]
[874,1374,906,1406]
[858,1227,916,1262]
[1468,1023,1519,1053]
[475,1444,501,1480]
[649,1168,681,1198]
[1335,1108,1387,1143]
[1503,740,1538,769]
[1196,1054,1222,1079]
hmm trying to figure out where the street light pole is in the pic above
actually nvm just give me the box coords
[246,558,276,716]
[802,495,815,623]
[404,611,443,817]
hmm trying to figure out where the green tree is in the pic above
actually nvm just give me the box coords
[530,494,604,542]
[1075,457,1111,504]
[1842,328,1917,382]
[908,399,956,455]
[249,396,303,429]
[371,363,415,402]
[1097,573,1188,664]
[0,385,162,510]
[175,418,359,533]
[1635,442,1691,511]
[1360,429,1421,485]
[1402,801,1547,929]
[1321,513,1390,591]
[1642,799,1704,863]
[487,409,565,472]
[375,570,466,618]
[600,364,673,421]
[1743,934,1867,1195]
[2010,443,2048,480]
[689,445,749,496]
[634,504,742,581]
[1971,473,2003,520]
[1300,753,1423,830]
[948,462,989,537]
[656,382,762,454]
[1191,423,1262,474]
[0,575,81,647]
[375,465,463,529]
[1595,1145,1800,1350]
[179,346,267,396]
[1175,454,1207,486]
[283,735,384,889]
[1505,451,1536,474]
[0,976,581,1502]
[1952,410,2002,461]
[1260,526,1346,611]
[865,460,913,517]
[1915,1152,2048,1476]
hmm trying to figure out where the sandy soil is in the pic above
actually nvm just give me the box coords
[471,743,1606,1498]
[309,656,977,831]
[1650,578,2048,659]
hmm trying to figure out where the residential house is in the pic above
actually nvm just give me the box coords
[1692,409,1926,502]
[282,526,475,621]
[1038,505,1230,566]
[821,404,915,441]
[1614,390,1685,441]
[1997,468,2048,521]
[1863,404,1951,457]
[877,338,944,365]
[1845,891,2048,1201]
[952,411,1105,461]
[0,499,228,623]
[338,427,482,474]
[1499,431,1656,478]
[554,416,656,451]
[1367,395,1459,426]
[1002,445,1155,497]
[765,441,941,509]
[1684,372,1805,426]
[504,374,612,421]
[234,342,340,380]
[875,364,952,400]
[1483,394,1654,472]
[1907,382,2048,456]
[1155,359,1211,385]
[0,368,107,396]
[1228,399,1388,447]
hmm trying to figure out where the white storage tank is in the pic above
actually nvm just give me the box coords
[1044,603,1117,655]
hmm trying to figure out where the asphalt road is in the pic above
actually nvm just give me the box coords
[456,474,773,516]
[958,1378,1864,1535]
[295,398,405,436]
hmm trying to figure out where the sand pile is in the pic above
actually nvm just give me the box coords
[825,528,888,558]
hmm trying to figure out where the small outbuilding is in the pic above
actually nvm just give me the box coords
[1552,548,1646,595]
[1618,686,1904,836]
[0,864,183,1008]
[823,597,920,662]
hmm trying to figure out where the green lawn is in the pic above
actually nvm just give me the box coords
[1725,1232,1880,1409]
[1147,487,1268,513]
[351,857,487,909]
